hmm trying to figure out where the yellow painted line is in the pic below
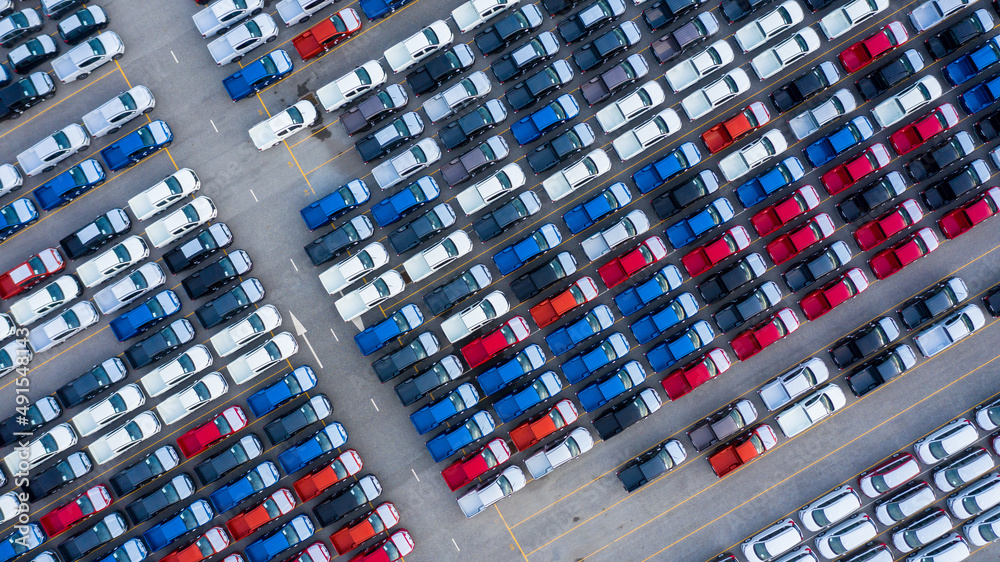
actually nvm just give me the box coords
[0,67,122,141]
[496,505,529,561]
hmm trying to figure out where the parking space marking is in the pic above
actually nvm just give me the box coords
[330,328,339,341]
[210,119,219,132]
[250,188,259,202]
[171,50,179,64]
[452,538,461,552]
[289,258,299,271]
[0,67,122,141]
[496,505,528,560]
[412,468,420,481]
[371,398,380,412]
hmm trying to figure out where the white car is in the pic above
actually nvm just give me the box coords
[775,383,846,438]
[275,0,336,26]
[156,372,229,425]
[976,397,1000,430]
[596,81,665,133]
[249,100,318,150]
[371,138,442,191]
[88,412,162,465]
[422,71,491,123]
[611,108,681,161]
[128,168,201,221]
[9,276,82,326]
[193,0,264,37]
[72,384,146,437]
[210,305,282,358]
[384,20,453,73]
[734,1,804,53]
[798,485,862,532]
[0,340,31,379]
[681,68,750,121]
[228,332,299,385]
[0,492,21,524]
[874,480,934,523]
[788,89,856,140]
[750,29,821,80]
[93,263,166,315]
[457,466,526,518]
[0,164,22,198]
[316,60,387,112]
[402,230,474,283]
[457,163,526,214]
[542,149,612,201]
[28,301,99,354]
[915,418,979,465]
[17,124,90,177]
[51,31,124,83]
[664,40,735,93]
[964,504,1000,545]
[821,0,889,39]
[0,314,12,342]
[319,242,389,295]
[76,236,150,289]
[524,427,594,479]
[909,0,976,32]
[934,448,995,493]
[3,423,77,473]
[140,345,215,398]
[207,14,278,65]
[144,196,217,248]
[440,290,509,343]
[815,514,877,559]
[719,129,787,182]
[335,270,405,322]
[948,472,1000,519]
[892,509,953,553]
[742,518,803,562]
[871,76,943,128]
[452,0,519,33]
[82,86,155,138]
[581,209,649,260]
[758,358,830,411]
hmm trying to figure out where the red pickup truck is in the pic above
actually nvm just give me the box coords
[701,102,770,154]
[292,8,362,61]
[708,424,777,477]
[597,236,668,289]
[529,277,598,328]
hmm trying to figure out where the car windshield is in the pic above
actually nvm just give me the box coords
[753,543,772,559]
[55,460,76,479]
[162,326,180,347]
[264,341,282,361]
[181,204,200,223]
[218,258,237,277]
[383,542,401,559]
[108,393,127,413]
[146,454,164,474]
[585,313,603,333]
[247,471,264,490]
[195,536,214,557]
[331,459,349,479]
[497,475,514,496]
[301,402,321,424]
[928,441,949,459]
[137,128,155,146]
[87,37,106,56]
[963,496,983,513]
[0,206,18,224]
[549,408,566,427]
[93,216,115,236]
[176,354,195,373]
[467,419,484,440]
[287,107,304,124]
[192,381,212,401]
[247,314,266,334]
[159,481,180,504]
[147,297,165,318]
[372,279,390,298]
[112,244,132,264]
[63,310,81,330]
[315,429,333,450]
[261,55,278,73]
[634,397,650,417]
[262,499,281,519]
[356,67,372,85]
[124,421,143,440]
[246,21,262,38]
[337,185,357,206]
[826,536,846,555]
[93,521,112,542]
[981,523,1000,542]
[77,494,95,513]
[811,508,831,528]
[66,165,90,186]
[214,415,232,435]
[232,287,251,307]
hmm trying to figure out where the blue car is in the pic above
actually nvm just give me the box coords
[577,360,646,412]
[545,304,614,356]
[244,514,314,562]
[210,462,280,513]
[142,499,214,551]
[735,157,806,209]
[960,73,1000,114]
[277,422,348,474]
[354,303,424,356]
[665,198,735,249]
[425,410,495,462]
[109,289,181,342]
[477,343,546,396]
[94,538,147,562]
[613,264,684,316]
[510,94,579,145]
[945,37,1000,86]
[299,179,370,230]
[247,366,317,417]
[562,332,630,384]
[645,320,715,372]
[804,116,875,167]
[360,0,412,20]
[370,176,439,228]
[410,382,479,434]
[493,223,562,275]
[32,158,105,210]
[0,198,38,241]
[223,50,293,101]
[100,120,173,171]
[563,182,632,234]
[0,523,44,562]
[631,142,701,194]
[493,371,564,422]
[630,292,700,344]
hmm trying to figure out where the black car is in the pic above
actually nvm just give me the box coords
[124,474,194,524]
[543,0,580,16]
[0,71,55,119]
[0,10,45,49]
[904,132,975,183]
[59,208,131,259]
[491,32,560,82]
[582,54,646,104]
[43,0,88,19]
[527,123,595,174]
[163,223,233,274]
[616,438,685,492]
[7,36,59,74]
[56,358,127,408]
[474,192,541,241]
[264,395,332,445]
[572,22,640,72]
[984,281,1000,316]
[925,9,993,60]
[857,50,925,101]
[770,61,839,113]
[652,170,719,219]
[441,138,506,187]
[0,396,60,447]
[836,172,909,222]
[975,107,1000,141]
[124,319,195,369]
[405,44,475,96]
[388,204,454,254]
[372,332,438,383]
[804,0,835,10]
[181,250,252,300]
[649,12,718,64]
[721,0,772,23]
[355,116,422,163]
[25,451,91,501]
[194,435,262,485]
[897,277,967,330]
[828,316,900,369]
[423,264,492,315]
[109,446,179,496]
[474,5,543,55]
[557,0,624,44]
[697,253,766,304]
[712,282,780,333]
[304,216,373,267]
[781,241,853,293]
[846,344,916,396]
[438,99,507,150]
[505,61,574,111]
[195,278,264,329]
[58,512,128,562]
[57,6,109,45]
[593,389,659,440]
[642,0,704,30]
[394,356,464,406]
[339,84,408,137]
[313,478,377,527]
[921,159,991,210]
[510,252,575,301]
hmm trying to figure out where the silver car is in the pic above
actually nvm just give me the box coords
[963,503,1000,546]
[798,485,861,532]
[914,418,978,464]
[974,397,1000,430]
[933,448,994,492]
[874,481,935,525]
[742,518,803,562]
[892,508,952,553]
[904,533,971,561]
[814,513,877,559]
[947,472,1000,519]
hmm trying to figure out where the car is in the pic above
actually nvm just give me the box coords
[733,0,803,53]
[490,32,560,83]
[304,216,374,267]
[473,6,542,56]
[927,8,993,61]
[829,317,903,374]
[301,180,372,232]
[815,514,878,558]
[820,0,888,40]
[7,35,59,75]
[225,489,296,542]
[641,0,706,30]
[161,526,230,562]
[630,291,700,343]
[922,159,992,210]
[410,383,480,435]
[427,410,497,463]
[561,332,629,383]
[946,36,1000,86]
[70,382,145,438]
[512,252,581,303]
[592,388,661,440]
[349,530,413,562]
[798,267,869,320]
[713,282,782,333]
[93,539,147,562]
[370,137,443,192]
[846,343,917,396]
[631,142,702,194]
[557,0,625,44]
[155,371,229,428]
[493,223,562,275]
[562,183,630,236]
[52,358,125,412]
[599,236,669,289]
[731,307,801,361]
[612,108,683,161]
[509,399,578,451]
[681,68,751,121]
[105,446,178,497]
[720,130,787,182]
[0,9,43,49]
[32,158,106,211]
[109,289,181,342]
[709,424,778,478]
[57,513,128,562]
[694,254,764,308]
[735,156,807,209]
[913,303,985,358]
[124,474,195,525]
[355,112,424,164]
[857,49,925,102]
[741,519,804,562]
[823,144,893,196]
[473,192,541,243]
[720,0,771,22]
[0,70,55,121]
[313,59,387,113]
[771,61,840,113]
[617,438,687,492]
[966,502,1000,546]
[546,303,614,355]
[775,382,846,437]
[510,93,579,146]
[859,453,923,500]
[799,485,863,532]
[0,524,44,562]
[530,277,599,329]
[909,0,976,32]
[195,278,264,330]
[582,53,648,107]
[210,461,280,514]
[142,500,214,552]
[100,119,173,171]
[292,449,363,502]
[0,247,64,300]
[206,13,279,66]
[596,81,666,136]
[524,427,593,479]
[439,100,508,152]
[176,405,248,458]
[658,344,730,396]
[50,30,124,83]
[0,395,59,449]
[648,171,717,222]
[339,84,407,137]
[939,187,1000,239]
[192,0,262,36]
[493,370,564,422]
[393,358,464,409]
[404,45,475,97]
[839,21,908,74]
[371,332,439,383]
[223,49,294,101]
[39,485,112,536]
[984,281,1000,318]
[451,0,521,33]
[754,358,830,413]
[226,331,299,386]
[654,16,718,66]
[466,320,534,376]
[914,418,978,467]
[87,411,162,465]
[526,125,595,176]
[906,131,974,183]
[353,305,423,358]
[16,125,89,179]
[370,178,437,231]
[442,136,510,188]
[751,186,820,237]
[751,28,822,80]
[868,227,939,279]
[242,370,316,423]
[248,99,318,151]
[894,104,961,154]
[805,116,876,168]
[937,447,995,494]
[898,277,969,331]
[573,22,640,73]
[682,226,752,277]
[6,275,79,330]
[127,168,200,222]
[837,173,909,225]
[181,250,252,300]
[702,102,771,155]
[948,472,1000,519]
[329,503,400,556]
[961,71,1000,114]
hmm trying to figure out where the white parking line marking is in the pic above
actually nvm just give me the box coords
[289,258,298,272]
[210,119,218,133]
[371,398,379,412]
[250,189,258,202]
[452,538,460,552]
[329,328,339,342]
[412,468,420,481]
[170,50,178,63]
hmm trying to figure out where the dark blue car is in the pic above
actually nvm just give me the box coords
[510,94,579,145]
[492,223,562,275]
[960,73,1000,114]
[209,462,279,513]
[735,157,805,208]
[493,371,563,422]
[370,176,439,227]
[244,514,314,562]
[100,120,173,171]
[562,182,631,234]
[945,37,1000,86]
[0,198,38,241]
[32,158,105,210]
[613,264,684,316]
[410,382,479,434]
[477,344,547,395]
[299,179,370,230]
[576,360,646,412]
[804,116,875,167]
[247,366,317,417]
[354,304,424,356]
[631,142,701,194]
[277,422,347,474]
[142,499,214,551]
[109,289,181,342]
[223,50,293,101]
[0,524,44,562]
[359,0,412,20]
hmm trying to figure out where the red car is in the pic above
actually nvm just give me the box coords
[177,406,248,458]
[39,485,112,536]
[292,8,362,61]
[853,199,924,251]
[799,268,869,320]
[288,543,332,562]
[461,316,530,368]
[765,214,836,265]
[509,399,578,451]
[226,488,296,540]
[730,308,800,361]
[349,530,413,562]
[750,185,821,236]
[598,236,668,288]
[161,527,230,562]
[331,503,400,555]
[530,276,598,328]
[0,247,65,299]
[701,102,771,154]
[868,227,939,280]
[838,21,908,73]
[821,143,892,195]
[938,187,1000,239]
[293,449,363,501]
[681,227,751,277]
[660,348,731,401]
[440,438,511,491]
[889,103,959,155]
